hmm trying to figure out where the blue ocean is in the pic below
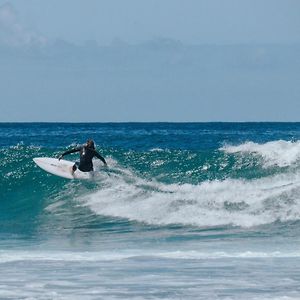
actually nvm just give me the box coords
[1,122,300,299]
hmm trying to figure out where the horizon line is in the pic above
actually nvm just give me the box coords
[1,121,300,124]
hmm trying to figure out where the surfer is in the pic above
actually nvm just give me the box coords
[58,139,107,173]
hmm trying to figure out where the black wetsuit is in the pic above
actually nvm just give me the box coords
[61,146,106,172]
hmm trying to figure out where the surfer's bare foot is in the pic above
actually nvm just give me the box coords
[70,167,75,176]
[71,164,77,176]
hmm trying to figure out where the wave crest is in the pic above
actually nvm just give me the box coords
[221,140,300,167]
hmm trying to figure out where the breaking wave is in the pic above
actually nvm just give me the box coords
[80,159,300,228]
[221,140,300,168]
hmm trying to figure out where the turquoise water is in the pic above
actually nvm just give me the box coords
[1,123,300,299]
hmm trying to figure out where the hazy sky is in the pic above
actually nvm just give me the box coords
[1,0,300,45]
[0,0,299,122]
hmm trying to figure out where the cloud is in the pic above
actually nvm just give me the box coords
[0,2,47,47]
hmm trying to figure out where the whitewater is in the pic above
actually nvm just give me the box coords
[1,123,300,299]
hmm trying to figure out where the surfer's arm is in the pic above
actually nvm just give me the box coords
[58,147,81,160]
[94,151,107,165]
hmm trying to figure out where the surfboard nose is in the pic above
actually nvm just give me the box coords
[33,157,45,164]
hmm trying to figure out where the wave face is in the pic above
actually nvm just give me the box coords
[2,123,300,241]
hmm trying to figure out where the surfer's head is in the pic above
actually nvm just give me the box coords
[86,139,95,149]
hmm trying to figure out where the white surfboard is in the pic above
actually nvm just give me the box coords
[33,157,94,180]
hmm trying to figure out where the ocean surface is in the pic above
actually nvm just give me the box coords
[1,122,300,299]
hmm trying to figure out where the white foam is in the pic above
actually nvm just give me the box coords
[78,161,300,228]
[1,249,300,264]
[221,140,300,167]
[0,250,133,263]
[149,148,165,152]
